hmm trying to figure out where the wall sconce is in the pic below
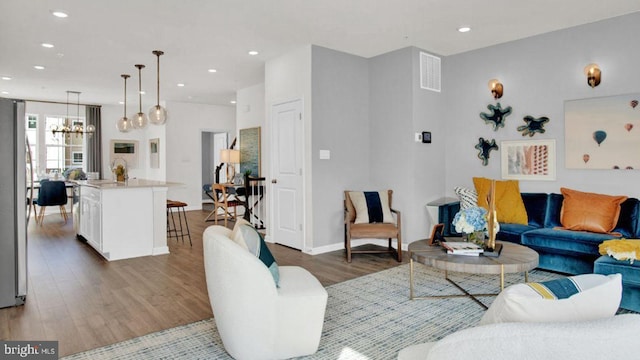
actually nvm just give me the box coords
[488,79,503,99]
[584,63,601,88]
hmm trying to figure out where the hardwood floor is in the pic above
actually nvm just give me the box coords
[0,208,407,357]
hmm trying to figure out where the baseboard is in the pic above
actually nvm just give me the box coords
[153,246,170,255]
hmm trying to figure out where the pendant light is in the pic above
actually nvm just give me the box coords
[132,64,148,129]
[148,50,167,125]
[116,74,133,132]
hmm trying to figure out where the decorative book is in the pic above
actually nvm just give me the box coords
[441,242,484,256]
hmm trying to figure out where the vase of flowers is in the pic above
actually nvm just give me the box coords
[452,206,488,246]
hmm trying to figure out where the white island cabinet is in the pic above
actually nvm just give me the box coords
[76,179,175,261]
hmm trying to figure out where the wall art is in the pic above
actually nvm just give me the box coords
[239,127,261,176]
[149,138,159,169]
[480,103,512,130]
[501,139,556,180]
[565,93,640,169]
[475,137,499,166]
[517,115,549,137]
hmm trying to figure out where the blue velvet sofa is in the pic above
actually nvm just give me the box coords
[497,193,640,275]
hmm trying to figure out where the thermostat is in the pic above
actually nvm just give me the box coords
[422,131,432,143]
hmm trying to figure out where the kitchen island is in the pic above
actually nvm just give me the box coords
[75,179,178,261]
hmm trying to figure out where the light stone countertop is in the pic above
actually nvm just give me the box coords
[74,179,183,189]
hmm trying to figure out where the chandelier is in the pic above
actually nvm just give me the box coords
[51,91,95,136]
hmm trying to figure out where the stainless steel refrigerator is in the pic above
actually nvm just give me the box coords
[0,97,28,308]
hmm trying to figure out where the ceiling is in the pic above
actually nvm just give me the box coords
[1,0,639,107]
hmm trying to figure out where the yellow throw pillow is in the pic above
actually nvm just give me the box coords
[473,177,528,225]
[560,187,627,234]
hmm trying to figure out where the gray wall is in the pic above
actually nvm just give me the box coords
[311,46,370,248]
[443,12,640,198]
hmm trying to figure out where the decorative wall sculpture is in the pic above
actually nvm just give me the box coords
[517,116,549,137]
[475,137,499,166]
[480,103,512,130]
[565,93,640,169]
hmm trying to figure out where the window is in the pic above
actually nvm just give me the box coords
[26,113,87,176]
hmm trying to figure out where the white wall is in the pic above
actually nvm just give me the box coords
[443,12,640,198]
[236,82,266,176]
[265,45,312,244]
[164,101,235,211]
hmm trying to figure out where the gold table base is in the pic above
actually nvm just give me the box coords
[409,258,529,309]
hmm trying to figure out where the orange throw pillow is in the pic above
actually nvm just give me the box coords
[560,188,627,233]
[472,177,528,225]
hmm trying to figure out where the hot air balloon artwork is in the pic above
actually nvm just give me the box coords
[583,154,590,163]
[593,130,607,146]
[565,93,640,169]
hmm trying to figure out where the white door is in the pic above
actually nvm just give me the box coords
[271,100,303,250]
[213,133,228,183]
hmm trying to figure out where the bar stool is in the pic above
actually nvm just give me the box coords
[166,200,192,246]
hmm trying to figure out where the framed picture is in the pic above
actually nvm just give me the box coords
[150,138,159,169]
[429,223,445,245]
[239,127,261,176]
[110,140,138,169]
[501,139,556,181]
[565,93,640,169]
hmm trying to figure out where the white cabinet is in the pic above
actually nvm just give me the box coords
[77,181,169,261]
[79,186,102,252]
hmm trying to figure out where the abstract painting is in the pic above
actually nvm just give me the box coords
[501,139,556,180]
[239,127,261,176]
[565,93,640,169]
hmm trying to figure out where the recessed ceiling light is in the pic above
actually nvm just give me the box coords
[208,69,217,73]
[119,101,124,105]
[248,50,259,56]
[177,83,185,87]
[51,10,68,18]
[41,43,54,48]
[139,91,146,95]
[230,100,237,104]
[1,91,9,95]
[457,26,471,33]
[34,65,45,70]
[1,76,11,81]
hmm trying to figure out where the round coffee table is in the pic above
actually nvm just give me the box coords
[408,239,539,308]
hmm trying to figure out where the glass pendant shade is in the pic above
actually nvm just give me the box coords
[85,124,96,133]
[117,74,131,133]
[148,105,167,125]
[149,50,167,125]
[132,112,148,129]
[133,64,148,129]
[116,117,132,132]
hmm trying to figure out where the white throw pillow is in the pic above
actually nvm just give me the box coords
[230,218,252,250]
[454,186,478,210]
[479,273,622,325]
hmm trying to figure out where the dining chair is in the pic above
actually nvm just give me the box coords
[210,183,242,227]
[35,180,68,225]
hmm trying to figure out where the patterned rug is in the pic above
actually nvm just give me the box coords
[62,264,563,360]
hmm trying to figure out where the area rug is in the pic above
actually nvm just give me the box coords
[62,264,562,360]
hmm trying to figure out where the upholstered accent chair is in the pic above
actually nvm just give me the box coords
[203,225,328,359]
[344,190,402,262]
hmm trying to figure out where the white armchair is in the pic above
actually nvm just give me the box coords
[203,225,328,360]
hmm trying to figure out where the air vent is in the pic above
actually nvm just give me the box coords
[420,52,441,92]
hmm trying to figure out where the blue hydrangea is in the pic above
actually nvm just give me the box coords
[452,206,488,233]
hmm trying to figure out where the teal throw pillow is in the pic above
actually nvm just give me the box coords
[239,224,280,287]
